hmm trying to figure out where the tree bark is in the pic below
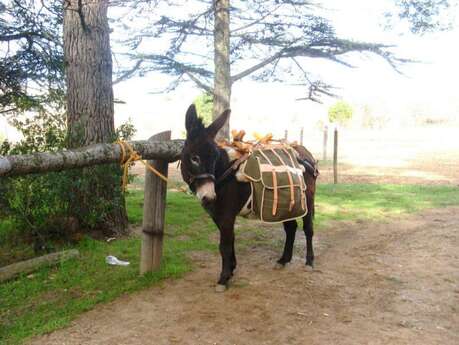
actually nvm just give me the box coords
[0,139,184,177]
[63,0,127,235]
[213,0,231,140]
[64,0,114,147]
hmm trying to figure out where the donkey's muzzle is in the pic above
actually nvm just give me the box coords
[196,180,216,204]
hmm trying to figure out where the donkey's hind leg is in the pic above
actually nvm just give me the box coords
[230,236,237,275]
[277,220,298,267]
[303,210,314,268]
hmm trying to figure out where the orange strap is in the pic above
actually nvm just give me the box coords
[271,169,278,216]
[283,147,306,211]
[270,149,295,212]
[258,150,279,216]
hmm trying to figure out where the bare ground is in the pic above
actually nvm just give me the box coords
[28,127,459,344]
[29,207,459,345]
[317,150,459,186]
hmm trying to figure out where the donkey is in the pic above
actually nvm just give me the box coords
[180,104,318,292]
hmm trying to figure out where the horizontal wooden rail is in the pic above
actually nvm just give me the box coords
[0,249,80,282]
[0,139,185,178]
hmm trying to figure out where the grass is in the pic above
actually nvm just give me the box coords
[1,183,459,344]
[315,184,459,226]
[0,192,217,345]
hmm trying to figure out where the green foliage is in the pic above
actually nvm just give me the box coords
[194,92,213,125]
[0,109,67,233]
[0,1,64,115]
[0,192,216,345]
[328,100,353,125]
[0,111,136,247]
[116,119,136,141]
[6,111,66,155]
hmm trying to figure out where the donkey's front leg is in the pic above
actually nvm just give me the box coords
[215,218,236,292]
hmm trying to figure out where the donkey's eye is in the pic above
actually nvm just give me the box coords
[190,155,200,166]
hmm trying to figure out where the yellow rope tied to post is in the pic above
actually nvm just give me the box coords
[116,140,168,191]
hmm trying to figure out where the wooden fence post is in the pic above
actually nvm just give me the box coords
[333,127,338,184]
[140,131,171,274]
[300,127,304,145]
[323,125,328,161]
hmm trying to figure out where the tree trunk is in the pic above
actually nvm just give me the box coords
[213,0,231,140]
[63,0,128,235]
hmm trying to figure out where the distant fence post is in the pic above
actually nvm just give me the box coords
[300,127,304,145]
[140,131,171,274]
[333,127,338,184]
[323,125,328,161]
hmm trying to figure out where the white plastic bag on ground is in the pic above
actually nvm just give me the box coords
[105,255,130,266]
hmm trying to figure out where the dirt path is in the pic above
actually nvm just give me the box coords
[29,208,459,345]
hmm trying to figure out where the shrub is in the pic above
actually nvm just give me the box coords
[194,92,213,125]
[1,111,136,250]
[328,100,353,125]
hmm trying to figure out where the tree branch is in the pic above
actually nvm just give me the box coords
[0,32,43,42]
[232,38,410,84]
[0,139,185,177]
[185,72,213,93]
[231,51,283,83]
[291,57,337,102]
[113,60,143,85]
[232,4,282,33]
[136,53,213,78]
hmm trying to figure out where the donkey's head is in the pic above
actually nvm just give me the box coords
[181,104,230,206]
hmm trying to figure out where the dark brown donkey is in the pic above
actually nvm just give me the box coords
[180,104,318,292]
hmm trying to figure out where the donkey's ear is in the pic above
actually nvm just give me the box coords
[185,104,199,132]
[206,109,231,139]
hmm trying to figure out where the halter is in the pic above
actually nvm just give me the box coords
[189,173,216,185]
[186,152,250,189]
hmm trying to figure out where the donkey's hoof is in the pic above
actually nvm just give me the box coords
[215,284,227,293]
[304,264,314,272]
[274,262,286,270]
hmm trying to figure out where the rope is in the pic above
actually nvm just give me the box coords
[116,140,168,191]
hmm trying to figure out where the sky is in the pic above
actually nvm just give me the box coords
[110,0,459,140]
[1,0,458,141]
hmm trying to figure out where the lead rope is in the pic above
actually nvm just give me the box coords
[116,141,168,192]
